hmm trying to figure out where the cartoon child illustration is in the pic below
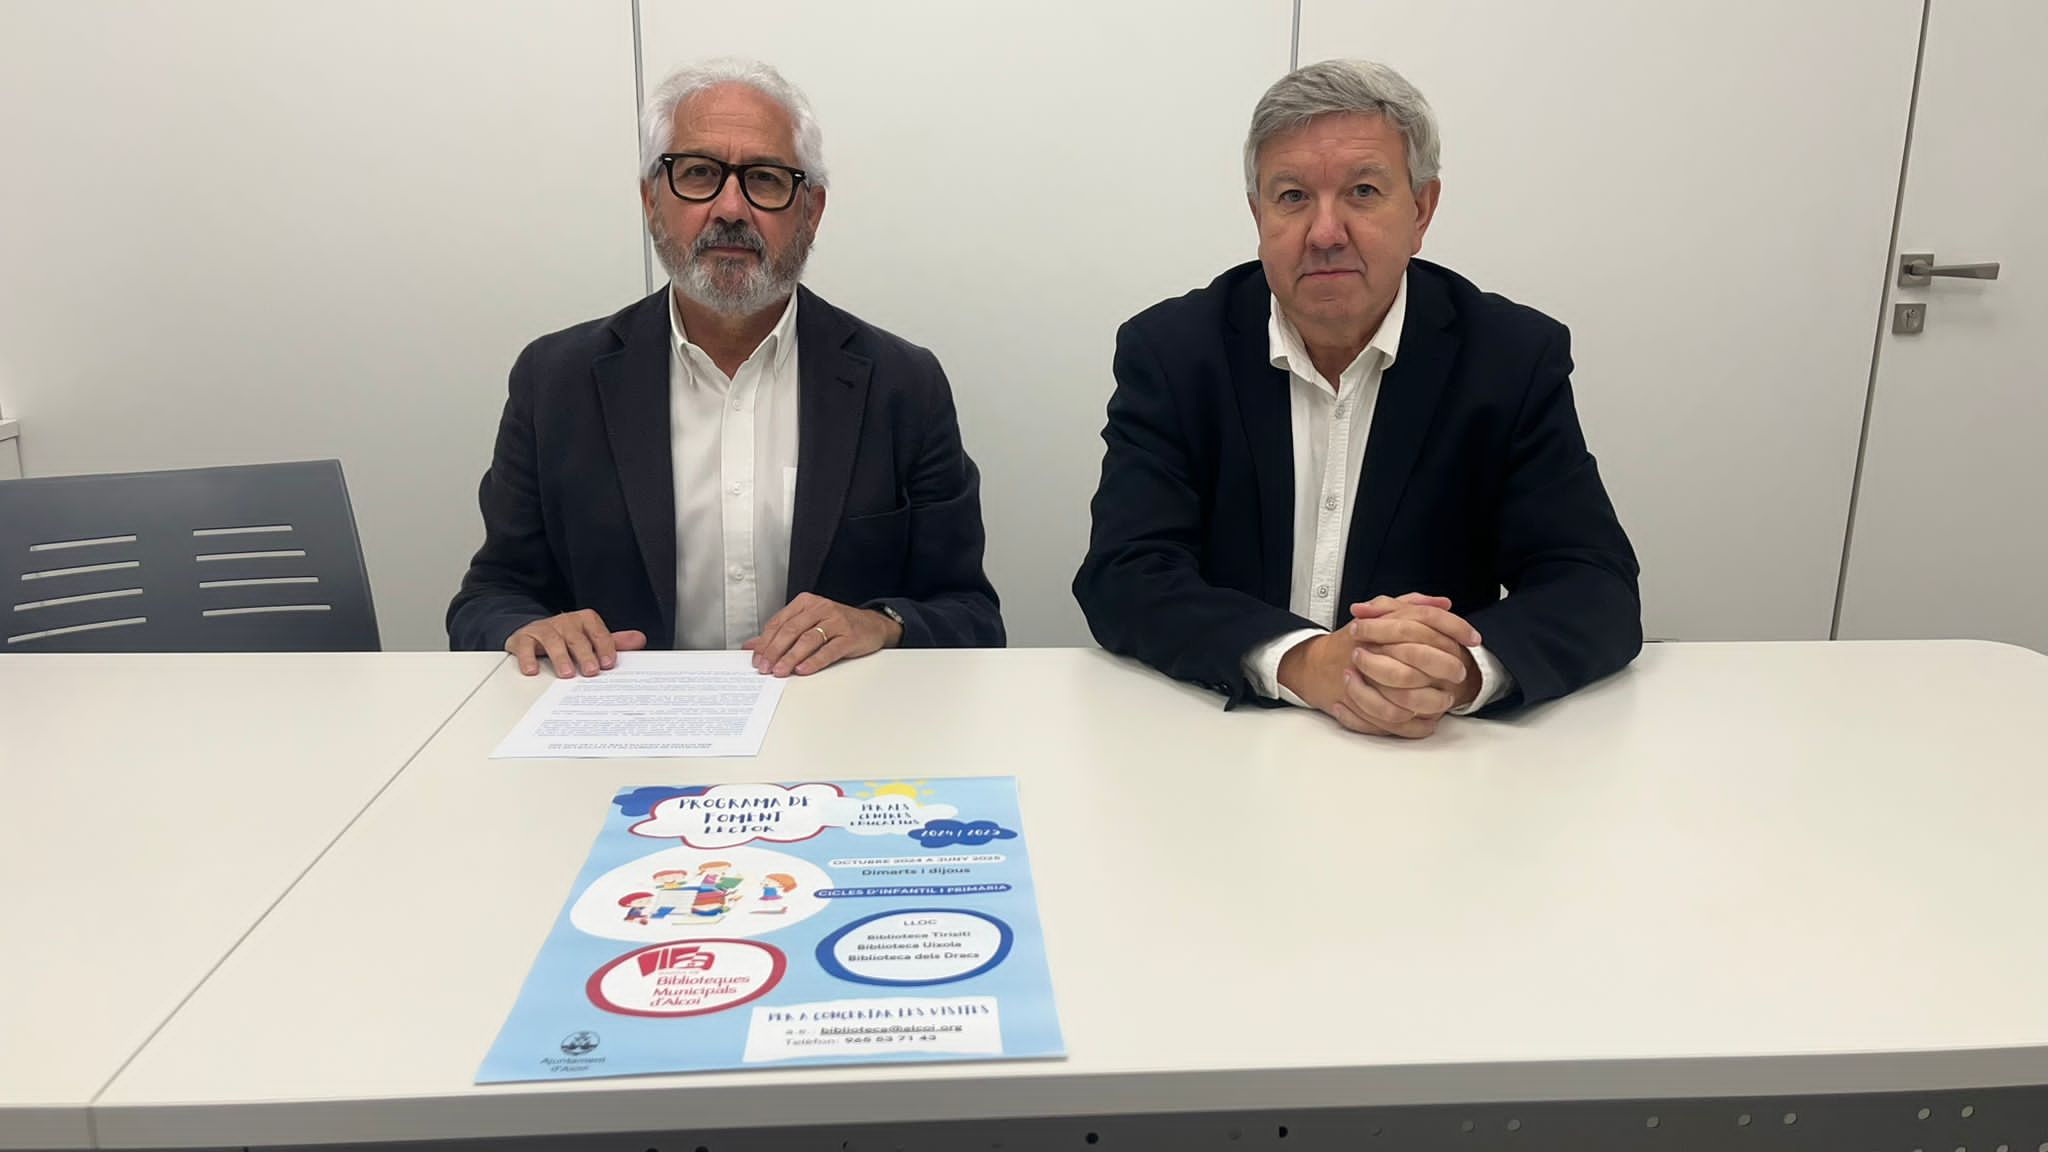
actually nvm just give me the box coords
[751,873,799,914]
[619,891,674,924]
[650,869,693,891]
[687,861,745,920]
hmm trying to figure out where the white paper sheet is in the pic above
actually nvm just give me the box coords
[491,651,786,758]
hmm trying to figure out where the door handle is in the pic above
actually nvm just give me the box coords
[1899,252,2002,287]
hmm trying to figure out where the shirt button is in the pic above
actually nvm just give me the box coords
[728,567,744,583]
[1317,584,1330,598]
[1324,496,1340,511]
[729,483,743,496]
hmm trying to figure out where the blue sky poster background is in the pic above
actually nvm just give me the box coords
[478,776,1063,1082]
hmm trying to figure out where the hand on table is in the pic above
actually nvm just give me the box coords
[1348,593,1484,717]
[1276,593,1483,739]
[743,593,903,678]
[506,609,648,678]
[1277,623,1439,739]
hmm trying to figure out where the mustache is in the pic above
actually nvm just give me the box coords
[690,220,767,258]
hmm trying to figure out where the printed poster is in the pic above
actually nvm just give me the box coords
[478,776,1064,1081]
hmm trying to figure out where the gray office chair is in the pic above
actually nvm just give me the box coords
[0,459,380,652]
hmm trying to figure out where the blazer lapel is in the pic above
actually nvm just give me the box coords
[1226,269,1295,608]
[594,289,678,644]
[1345,267,1457,597]
[786,287,872,599]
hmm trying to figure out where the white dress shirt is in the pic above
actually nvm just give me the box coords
[1242,272,1512,714]
[669,287,802,650]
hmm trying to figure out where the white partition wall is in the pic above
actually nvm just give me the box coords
[0,2,1958,649]
[0,0,647,649]
[1298,0,1923,640]
[638,0,1296,645]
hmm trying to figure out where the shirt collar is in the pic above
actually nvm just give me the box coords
[668,285,801,377]
[1267,269,1408,383]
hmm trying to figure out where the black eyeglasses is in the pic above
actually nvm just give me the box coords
[657,152,808,211]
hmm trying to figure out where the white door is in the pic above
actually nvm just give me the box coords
[1837,0,2048,653]
[1297,1,1923,641]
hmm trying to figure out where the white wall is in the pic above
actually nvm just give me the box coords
[0,1,1934,649]
[0,0,646,648]
[1297,0,1922,640]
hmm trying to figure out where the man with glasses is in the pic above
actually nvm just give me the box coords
[450,58,1001,677]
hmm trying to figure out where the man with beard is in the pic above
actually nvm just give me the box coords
[449,59,1001,677]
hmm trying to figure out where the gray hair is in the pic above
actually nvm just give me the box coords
[1243,59,1440,197]
[639,57,829,189]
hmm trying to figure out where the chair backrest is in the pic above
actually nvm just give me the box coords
[0,459,380,652]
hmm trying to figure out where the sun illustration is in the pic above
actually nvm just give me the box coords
[855,780,935,801]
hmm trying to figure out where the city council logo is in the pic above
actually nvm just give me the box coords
[560,1031,600,1056]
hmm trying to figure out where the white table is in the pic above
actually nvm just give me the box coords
[88,641,2048,1150]
[0,652,502,1150]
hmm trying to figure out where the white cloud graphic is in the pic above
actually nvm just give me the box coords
[824,795,958,837]
[631,782,846,849]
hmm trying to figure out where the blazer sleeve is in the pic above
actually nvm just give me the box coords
[1073,321,1318,702]
[445,346,566,652]
[1465,326,1643,710]
[862,347,1005,648]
